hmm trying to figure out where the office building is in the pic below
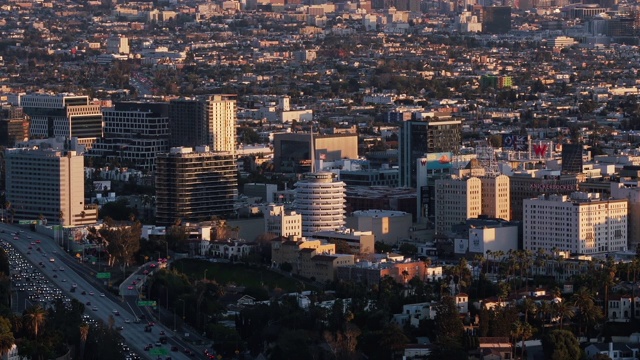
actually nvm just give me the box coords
[345,210,412,245]
[399,119,461,188]
[294,172,346,236]
[561,144,584,174]
[5,146,97,225]
[509,170,580,221]
[611,182,640,252]
[0,105,29,147]
[340,168,399,187]
[21,93,103,148]
[155,146,237,226]
[106,36,130,55]
[168,95,236,154]
[273,132,358,173]
[91,101,169,171]
[264,203,302,238]
[452,216,519,256]
[435,176,482,234]
[480,175,510,220]
[523,193,627,255]
[482,6,511,34]
[313,229,375,254]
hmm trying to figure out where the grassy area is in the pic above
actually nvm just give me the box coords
[174,259,305,292]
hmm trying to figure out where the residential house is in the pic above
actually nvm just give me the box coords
[584,342,640,360]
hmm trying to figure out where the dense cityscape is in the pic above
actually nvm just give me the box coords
[1,0,640,359]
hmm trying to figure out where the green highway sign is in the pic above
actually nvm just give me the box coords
[149,348,168,356]
[18,220,35,224]
[96,272,111,279]
[137,300,157,307]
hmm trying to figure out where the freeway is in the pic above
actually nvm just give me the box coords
[0,223,207,360]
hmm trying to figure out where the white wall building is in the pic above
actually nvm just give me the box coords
[294,172,346,236]
[264,203,302,238]
[435,176,482,234]
[523,192,628,255]
[5,147,97,226]
[345,210,412,245]
[454,221,519,256]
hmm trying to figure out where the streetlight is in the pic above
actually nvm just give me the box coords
[203,269,208,281]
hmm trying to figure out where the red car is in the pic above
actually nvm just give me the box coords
[35,240,41,243]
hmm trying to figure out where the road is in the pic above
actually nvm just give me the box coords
[0,224,207,360]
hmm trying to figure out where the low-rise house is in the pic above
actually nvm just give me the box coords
[584,342,640,360]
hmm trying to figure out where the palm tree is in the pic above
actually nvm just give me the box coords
[24,305,46,339]
[553,300,575,329]
[3,201,9,223]
[79,323,89,360]
[485,250,492,275]
[572,287,598,337]
[520,297,537,324]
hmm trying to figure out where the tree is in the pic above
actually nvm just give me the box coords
[433,296,464,348]
[99,218,142,276]
[553,301,575,329]
[0,316,15,355]
[79,323,89,360]
[541,330,581,360]
[24,305,46,339]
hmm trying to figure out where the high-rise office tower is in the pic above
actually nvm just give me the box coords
[5,146,97,225]
[168,95,237,154]
[273,132,358,173]
[0,105,29,147]
[561,144,584,174]
[21,93,103,149]
[91,101,169,171]
[399,119,461,188]
[482,6,511,34]
[155,146,237,226]
[294,172,346,236]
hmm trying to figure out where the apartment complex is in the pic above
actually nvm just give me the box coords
[480,175,511,221]
[155,146,237,225]
[523,192,628,255]
[263,203,302,238]
[434,176,482,234]
[294,172,346,236]
[21,93,103,148]
[271,237,353,282]
[168,95,236,154]
[5,147,97,226]
[91,101,169,171]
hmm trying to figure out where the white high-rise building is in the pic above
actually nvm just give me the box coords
[204,95,236,155]
[5,146,97,226]
[294,172,346,236]
[435,176,482,234]
[523,193,628,255]
[264,203,302,238]
[480,175,511,221]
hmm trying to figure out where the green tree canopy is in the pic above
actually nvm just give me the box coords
[541,329,581,360]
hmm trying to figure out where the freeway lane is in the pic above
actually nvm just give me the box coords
[0,224,201,360]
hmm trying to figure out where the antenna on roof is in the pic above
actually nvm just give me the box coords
[310,124,315,173]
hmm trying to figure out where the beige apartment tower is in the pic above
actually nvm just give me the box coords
[435,176,482,234]
[205,95,236,155]
[480,175,511,220]
[5,147,97,226]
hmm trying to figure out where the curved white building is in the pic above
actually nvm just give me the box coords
[294,172,346,236]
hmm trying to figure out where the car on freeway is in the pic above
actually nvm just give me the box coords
[92,306,98,311]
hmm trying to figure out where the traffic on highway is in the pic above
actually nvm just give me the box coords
[0,224,208,360]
